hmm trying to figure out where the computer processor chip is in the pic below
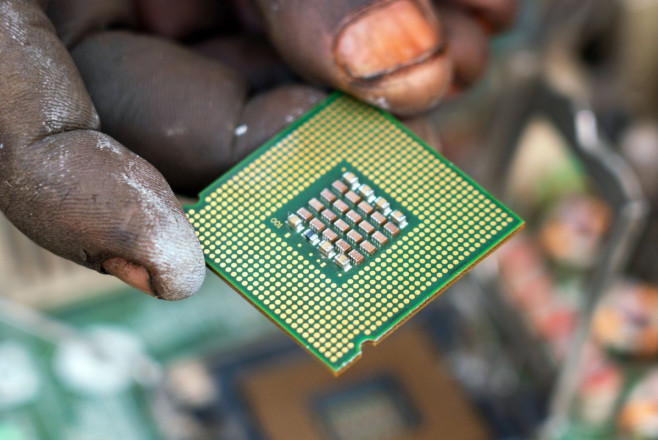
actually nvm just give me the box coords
[184,93,523,374]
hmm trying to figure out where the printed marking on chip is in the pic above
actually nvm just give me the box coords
[185,93,523,375]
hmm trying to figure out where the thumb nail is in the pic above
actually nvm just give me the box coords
[335,0,442,79]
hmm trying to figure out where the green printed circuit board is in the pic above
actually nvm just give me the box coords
[185,93,523,374]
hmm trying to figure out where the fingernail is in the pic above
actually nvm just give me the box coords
[102,257,157,298]
[335,0,443,80]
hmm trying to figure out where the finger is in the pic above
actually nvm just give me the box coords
[70,31,248,194]
[0,0,204,299]
[2,132,205,300]
[445,0,518,34]
[401,116,442,152]
[135,0,227,40]
[194,35,295,91]
[440,6,489,94]
[254,0,453,116]
[232,85,328,161]
[135,0,267,38]
[46,0,136,47]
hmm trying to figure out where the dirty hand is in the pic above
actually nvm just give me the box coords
[0,0,517,299]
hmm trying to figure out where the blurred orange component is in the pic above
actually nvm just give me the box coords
[539,196,610,269]
[592,281,658,358]
[618,371,658,438]
[577,361,623,426]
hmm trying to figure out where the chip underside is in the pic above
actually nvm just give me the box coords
[185,93,523,374]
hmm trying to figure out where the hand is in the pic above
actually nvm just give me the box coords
[0,0,517,299]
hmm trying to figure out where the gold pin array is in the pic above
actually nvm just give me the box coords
[186,95,520,368]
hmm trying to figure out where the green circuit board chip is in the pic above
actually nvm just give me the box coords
[184,93,523,374]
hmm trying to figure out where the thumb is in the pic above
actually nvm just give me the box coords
[0,0,204,299]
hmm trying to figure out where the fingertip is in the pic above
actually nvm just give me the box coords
[86,131,207,301]
[132,194,207,301]
[147,229,207,301]
[441,7,489,92]
[103,243,206,301]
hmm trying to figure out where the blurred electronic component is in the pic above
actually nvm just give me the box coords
[371,211,387,226]
[320,188,337,204]
[321,209,337,224]
[332,180,349,195]
[334,219,350,234]
[322,229,338,244]
[345,190,361,205]
[375,196,391,215]
[497,234,579,360]
[360,241,376,256]
[346,210,362,225]
[165,360,218,410]
[359,220,375,236]
[358,183,375,202]
[335,254,351,271]
[592,280,658,358]
[235,327,489,440]
[504,116,588,209]
[287,214,303,232]
[348,250,364,265]
[384,222,400,237]
[303,230,320,245]
[575,356,622,427]
[390,210,407,228]
[342,171,359,189]
[539,196,610,269]
[372,231,388,246]
[0,272,276,439]
[358,201,374,216]
[335,239,351,254]
[346,229,363,245]
[618,371,658,440]
[297,207,313,222]
[309,218,326,234]
[333,199,349,215]
[309,198,324,213]
[53,326,156,397]
[0,342,41,409]
[319,240,335,258]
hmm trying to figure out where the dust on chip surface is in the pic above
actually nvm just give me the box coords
[184,93,523,374]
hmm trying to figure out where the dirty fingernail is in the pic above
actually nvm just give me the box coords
[102,257,156,297]
[335,0,442,79]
